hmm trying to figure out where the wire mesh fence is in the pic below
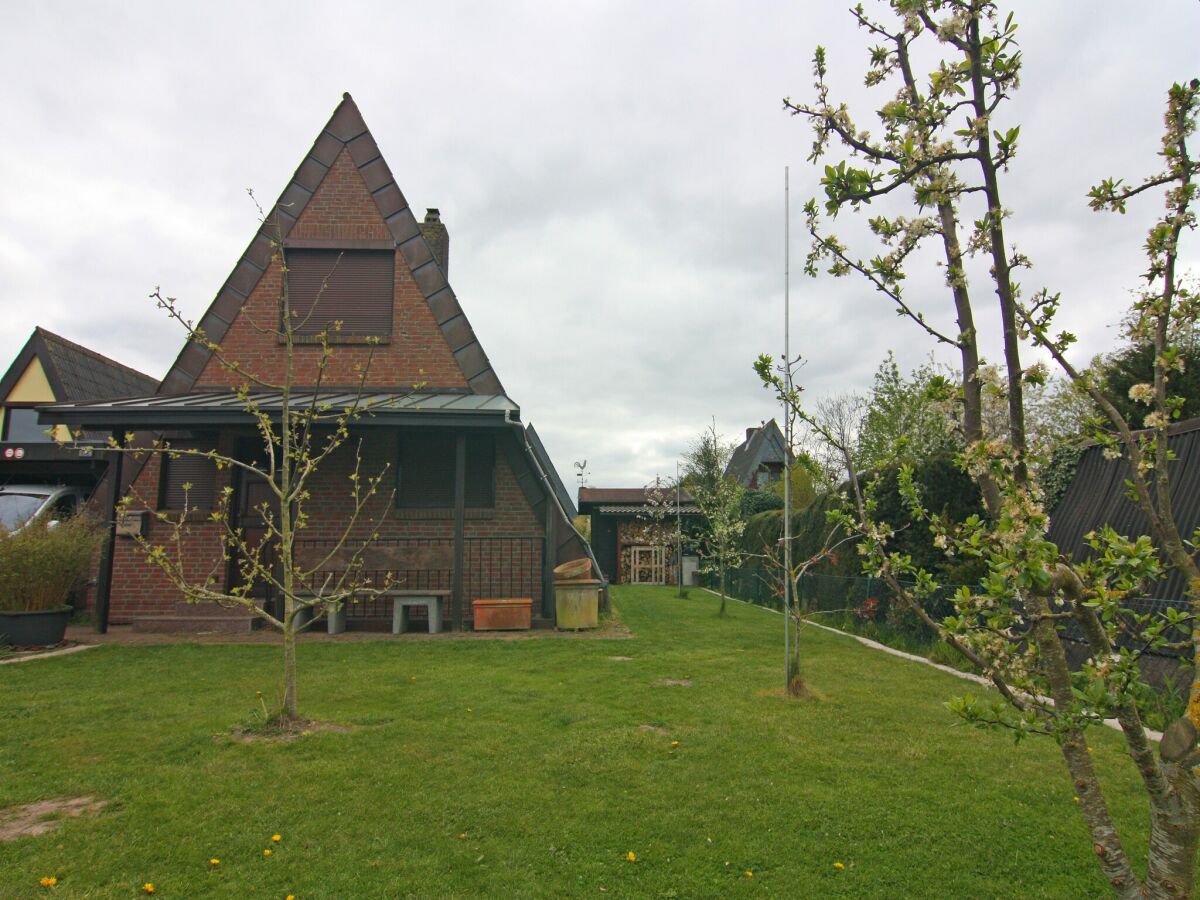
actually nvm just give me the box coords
[710,567,1193,690]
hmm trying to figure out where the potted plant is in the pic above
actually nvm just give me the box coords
[0,514,102,647]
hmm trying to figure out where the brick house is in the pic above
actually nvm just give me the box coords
[47,93,593,633]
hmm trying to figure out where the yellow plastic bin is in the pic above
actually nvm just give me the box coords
[555,579,601,630]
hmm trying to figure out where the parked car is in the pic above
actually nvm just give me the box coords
[0,484,88,533]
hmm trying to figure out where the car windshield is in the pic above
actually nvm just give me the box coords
[0,493,48,532]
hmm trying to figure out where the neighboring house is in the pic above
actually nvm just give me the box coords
[46,93,592,633]
[726,419,789,489]
[1047,418,1200,604]
[578,487,702,585]
[0,326,157,489]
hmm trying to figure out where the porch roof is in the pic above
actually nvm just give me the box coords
[40,390,520,430]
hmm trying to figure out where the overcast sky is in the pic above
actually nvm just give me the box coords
[2,1,1197,490]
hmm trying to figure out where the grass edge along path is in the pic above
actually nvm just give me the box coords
[702,586,1165,741]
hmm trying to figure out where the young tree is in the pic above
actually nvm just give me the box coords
[683,422,746,616]
[856,352,959,469]
[102,203,400,725]
[773,3,1200,894]
[627,474,680,585]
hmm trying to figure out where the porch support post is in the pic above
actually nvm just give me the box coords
[93,432,125,634]
[453,433,466,631]
[543,499,556,622]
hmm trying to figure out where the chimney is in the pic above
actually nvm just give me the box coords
[420,208,449,276]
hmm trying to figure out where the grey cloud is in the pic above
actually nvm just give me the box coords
[1,1,1197,489]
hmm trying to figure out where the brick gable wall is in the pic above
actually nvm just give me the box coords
[192,148,469,391]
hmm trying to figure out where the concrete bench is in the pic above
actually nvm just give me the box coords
[389,590,451,635]
[289,593,347,635]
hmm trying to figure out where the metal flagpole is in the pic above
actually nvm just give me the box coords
[676,461,683,597]
[783,165,793,690]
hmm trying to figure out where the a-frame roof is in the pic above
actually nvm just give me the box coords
[158,93,503,397]
[725,419,789,486]
[0,327,158,403]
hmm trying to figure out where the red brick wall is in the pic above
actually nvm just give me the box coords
[107,430,545,622]
[107,449,234,623]
[193,148,469,391]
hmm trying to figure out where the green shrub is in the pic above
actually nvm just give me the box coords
[741,488,784,517]
[0,515,103,612]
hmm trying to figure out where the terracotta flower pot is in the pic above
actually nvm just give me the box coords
[553,558,592,580]
[472,598,532,631]
[0,607,72,647]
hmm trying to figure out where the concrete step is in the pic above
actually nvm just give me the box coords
[132,613,258,634]
[169,601,257,618]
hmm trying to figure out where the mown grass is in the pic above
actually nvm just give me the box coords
[0,585,1166,897]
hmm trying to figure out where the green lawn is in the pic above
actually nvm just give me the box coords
[0,585,1157,897]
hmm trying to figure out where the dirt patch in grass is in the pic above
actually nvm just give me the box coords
[227,719,353,744]
[607,655,634,662]
[0,796,107,842]
[653,678,692,687]
[638,724,670,734]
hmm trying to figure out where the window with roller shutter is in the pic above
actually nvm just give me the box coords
[284,249,394,339]
[397,434,495,508]
[159,442,218,511]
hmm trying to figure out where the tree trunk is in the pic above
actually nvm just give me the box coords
[1145,772,1200,900]
[1023,592,1140,895]
[282,593,298,720]
[967,19,1028,484]
[718,566,727,617]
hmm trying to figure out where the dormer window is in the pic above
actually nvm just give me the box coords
[284,248,394,342]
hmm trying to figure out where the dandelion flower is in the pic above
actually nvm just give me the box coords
[834,862,845,871]
[210,858,220,866]
[286,896,295,900]
[264,849,273,857]
[39,876,57,887]
[1073,796,1080,803]
[459,833,467,840]
[272,834,282,843]
[744,871,753,878]
[670,740,680,748]
[626,851,637,862]
[142,885,156,895]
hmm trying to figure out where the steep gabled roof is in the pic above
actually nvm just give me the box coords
[525,424,577,519]
[726,419,789,486]
[0,327,158,403]
[158,93,503,397]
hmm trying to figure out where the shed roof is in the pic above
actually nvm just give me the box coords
[578,485,695,513]
[1047,417,1200,603]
